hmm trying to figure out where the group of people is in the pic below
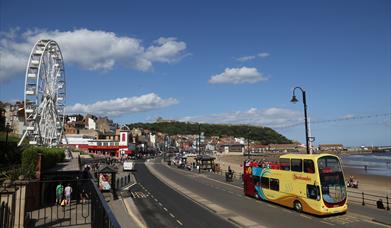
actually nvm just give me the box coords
[55,183,73,206]
[346,176,359,188]
[56,183,89,206]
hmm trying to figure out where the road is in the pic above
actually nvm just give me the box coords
[130,161,236,228]
[144,158,390,228]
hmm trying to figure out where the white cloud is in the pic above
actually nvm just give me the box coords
[65,93,178,117]
[178,107,302,127]
[0,28,188,82]
[258,52,270,58]
[340,114,354,120]
[236,52,270,62]
[237,55,256,62]
[209,67,266,84]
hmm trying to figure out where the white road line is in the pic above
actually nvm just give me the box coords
[169,213,175,218]
[163,207,168,212]
[154,198,158,202]
[236,194,243,197]
[320,221,335,226]
[299,214,312,220]
[177,220,183,226]
[158,202,163,206]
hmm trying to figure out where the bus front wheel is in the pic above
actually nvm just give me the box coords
[293,200,303,212]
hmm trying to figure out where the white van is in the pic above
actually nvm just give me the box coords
[123,161,135,171]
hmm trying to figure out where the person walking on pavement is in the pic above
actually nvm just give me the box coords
[64,183,72,206]
[56,183,64,205]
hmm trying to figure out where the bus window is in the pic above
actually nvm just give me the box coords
[318,156,346,205]
[279,158,290,171]
[261,177,269,189]
[307,185,320,200]
[304,159,315,173]
[291,159,302,172]
[270,178,279,191]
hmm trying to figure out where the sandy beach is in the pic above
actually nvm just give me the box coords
[214,154,391,197]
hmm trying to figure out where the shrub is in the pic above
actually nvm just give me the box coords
[21,146,65,178]
[21,146,39,178]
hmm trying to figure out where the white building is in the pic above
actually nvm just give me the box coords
[88,118,96,130]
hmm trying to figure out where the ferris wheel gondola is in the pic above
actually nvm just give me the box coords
[18,39,66,146]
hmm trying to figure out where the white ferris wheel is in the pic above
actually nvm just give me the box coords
[18,39,66,147]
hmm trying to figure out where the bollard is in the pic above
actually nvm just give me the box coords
[362,192,365,206]
[387,195,390,211]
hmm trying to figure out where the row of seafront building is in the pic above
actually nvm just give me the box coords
[1,101,349,157]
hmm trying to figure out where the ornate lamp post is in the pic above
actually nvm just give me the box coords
[290,87,310,154]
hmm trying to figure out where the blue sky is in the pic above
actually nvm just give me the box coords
[0,0,390,146]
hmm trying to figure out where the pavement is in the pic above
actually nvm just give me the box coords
[47,152,81,172]
[106,161,147,228]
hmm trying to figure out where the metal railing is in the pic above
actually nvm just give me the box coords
[116,174,132,189]
[1,176,121,228]
[347,190,390,210]
[89,179,121,228]
[0,185,16,228]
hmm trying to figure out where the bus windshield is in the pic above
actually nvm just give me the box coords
[318,156,346,205]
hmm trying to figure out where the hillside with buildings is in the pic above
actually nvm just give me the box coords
[127,121,292,145]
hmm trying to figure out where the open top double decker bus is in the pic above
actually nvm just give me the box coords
[243,153,347,215]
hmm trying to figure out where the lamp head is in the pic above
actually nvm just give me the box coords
[290,95,298,104]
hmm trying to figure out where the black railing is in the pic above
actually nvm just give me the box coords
[347,190,390,210]
[24,179,92,227]
[0,186,15,228]
[89,179,121,228]
[1,176,121,228]
[116,174,132,189]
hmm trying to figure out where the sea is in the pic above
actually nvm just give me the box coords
[341,151,391,177]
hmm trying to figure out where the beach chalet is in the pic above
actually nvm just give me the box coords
[218,143,245,155]
[268,144,300,153]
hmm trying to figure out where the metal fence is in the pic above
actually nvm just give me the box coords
[0,184,16,228]
[0,177,121,228]
[116,174,132,189]
[347,190,390,210]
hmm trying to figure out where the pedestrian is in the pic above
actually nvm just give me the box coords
[80,189,88,204]
[55,183,64,205]
[377,199,385,209]
[64,183,72,206]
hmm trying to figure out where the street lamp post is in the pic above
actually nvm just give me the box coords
[198,123,201,156]
[247,129,251,159]
[290,87,310,154]
[198,123,201,173]
[5,123,11,148]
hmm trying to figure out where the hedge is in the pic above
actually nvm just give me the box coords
[21,146,65,178]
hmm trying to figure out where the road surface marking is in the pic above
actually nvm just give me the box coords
[177,220,183,226]
[169,213,175,218]
[154,198,158,202]
[158,202,163,206]
[320,221,335,226]
[163,207,168,212]
[299,214,312,219]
